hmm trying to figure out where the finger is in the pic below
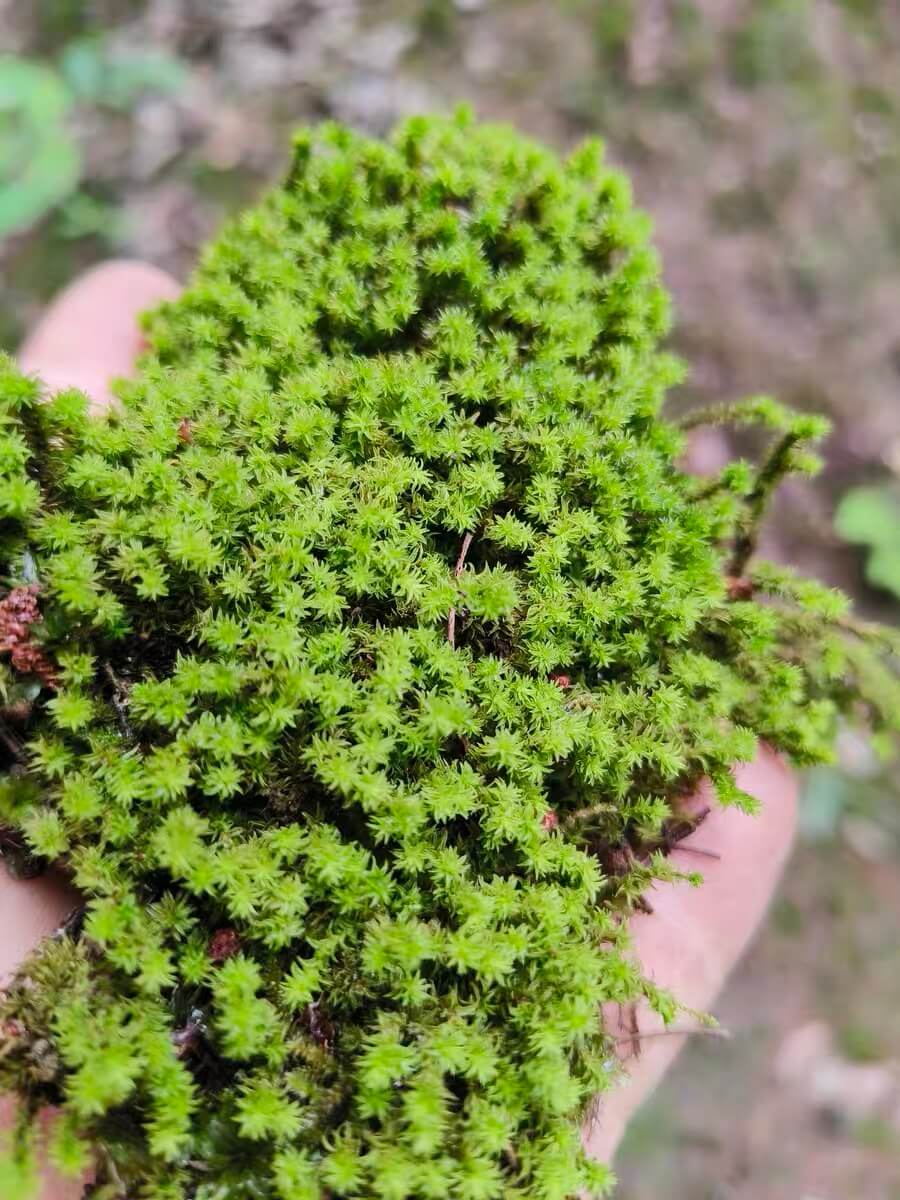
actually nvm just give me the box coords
[0,874,83,1197]
[0,1098,88,1200]
[585,747,798,1161]
[0,873,86,1199]
[17,259,180,415]
[0,871,78,986]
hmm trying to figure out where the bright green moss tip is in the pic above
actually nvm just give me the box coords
[0,110,898,1199]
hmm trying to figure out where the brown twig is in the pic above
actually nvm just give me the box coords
[612,996,731,1062]
[103,661,134,741]
[613,1025,732,1050]
[624,1002,640,1058]
[675,845,722,861]
[447,530,474,649]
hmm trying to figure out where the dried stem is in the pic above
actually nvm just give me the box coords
[103,661,134,741]
[674,845,722,861]
[834,613,900,650]
[447,530,474,649]
[613,1024,732,1048]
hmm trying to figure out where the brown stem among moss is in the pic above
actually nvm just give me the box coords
[447,530,474,649]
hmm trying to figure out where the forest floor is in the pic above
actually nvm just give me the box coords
[2,2,900,1195]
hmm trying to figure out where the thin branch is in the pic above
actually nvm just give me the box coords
[619,1001,641,1059]
[103,661,134,742]
[729,429,803,576]
[751,594,900,655]
[612,997,731,1061]
[447,530,474,649]
[678,403,743,431]
[674,845,722,861]
[834,613,900,650]
[454,531,474,577]
[613,1024,732,1048]
[676,396,790,433]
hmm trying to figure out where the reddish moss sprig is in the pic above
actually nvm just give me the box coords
[0,584,57,689]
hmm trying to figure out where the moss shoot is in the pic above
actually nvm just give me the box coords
[0,111,897,1199]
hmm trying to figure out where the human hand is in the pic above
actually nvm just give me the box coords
[1,263,798,1197]
[586,749,797,1163]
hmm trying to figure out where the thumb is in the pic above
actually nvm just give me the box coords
[18,260,180,415]
[586,747,798,1162]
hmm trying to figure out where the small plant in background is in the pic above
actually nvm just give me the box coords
[835,481,900,602]
[798,469,900,901]
[0,59,81,239]
[0,40,185,240]
[58,38,186,111]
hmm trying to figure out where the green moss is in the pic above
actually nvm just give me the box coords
[0,110,898,1198]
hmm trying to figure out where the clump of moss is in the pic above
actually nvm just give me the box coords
[0,110,897,1199]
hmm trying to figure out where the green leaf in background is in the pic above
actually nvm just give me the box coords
[57,191,128,243]
[800,765,853,841]
[59,40,186,109]
[55,41,106,103]
[0,58,81,237]
[866,543,900,598]
[1,41,185,242]
[835,484,900,544]
[835,483,900,601]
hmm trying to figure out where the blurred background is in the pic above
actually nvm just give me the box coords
[2,2,899,1196]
